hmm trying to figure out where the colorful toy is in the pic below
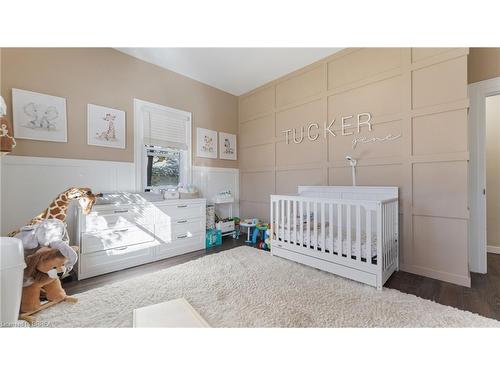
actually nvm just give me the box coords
[252,223,270,250]
[206,229,222,249]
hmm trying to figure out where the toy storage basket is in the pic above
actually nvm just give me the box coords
[206,229,222,249]
[206,205,215,230]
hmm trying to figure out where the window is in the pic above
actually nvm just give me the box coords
[134,100,192,191]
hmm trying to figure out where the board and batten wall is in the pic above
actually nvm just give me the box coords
[0,48,239,235]
[238,48,470,286]
[0,48,238,168]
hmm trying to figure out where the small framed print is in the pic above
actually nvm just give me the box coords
[12,88,67,143]
[219,132,237,160]
[87,104,126,149]
[196,127,218,159]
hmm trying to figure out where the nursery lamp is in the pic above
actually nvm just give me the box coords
[0,95,16,154]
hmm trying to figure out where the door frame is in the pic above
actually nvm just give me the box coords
[468,77,500,273]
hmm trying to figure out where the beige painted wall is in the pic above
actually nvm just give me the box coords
[238,48,470,286]
[468,48,500,84]
[0,48,238,168]
[486,95,500,248]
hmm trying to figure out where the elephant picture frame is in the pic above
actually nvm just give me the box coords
[12,88,67,143]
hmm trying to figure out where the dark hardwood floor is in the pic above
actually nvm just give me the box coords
[63,240,500,321]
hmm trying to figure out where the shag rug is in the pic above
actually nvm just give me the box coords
[35,246,500,327]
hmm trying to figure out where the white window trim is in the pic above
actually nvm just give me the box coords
[133,99,192,192]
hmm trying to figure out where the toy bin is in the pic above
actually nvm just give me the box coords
[0,237,26,326]
[205,229,222,249]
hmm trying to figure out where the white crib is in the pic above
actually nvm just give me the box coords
[270,186,399,290]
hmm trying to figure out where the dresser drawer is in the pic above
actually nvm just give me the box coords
[155,232,205,260]
[81,225,156,254]
[173,219,204,240]
[156,202,204,222]
[155,219,204,243]
[79,244,154,279]
[83,206,154,232]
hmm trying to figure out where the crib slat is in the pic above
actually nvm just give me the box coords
[293,200,297,244]
[299,200,304,246]
[270,199,274,241]
[281,199,285,241]
[329,203,334,255]
[321,202,326,252]
[347,204,352,259]
[366,209,372,264]
[337,204,342,257]
[305,201,311,249]
[313,202,318,251]
[287,199,291,244]
[356,204,361,262]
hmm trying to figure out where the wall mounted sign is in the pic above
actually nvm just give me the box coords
[282,112,402,150]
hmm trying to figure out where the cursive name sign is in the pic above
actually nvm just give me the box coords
[282,112,401,150]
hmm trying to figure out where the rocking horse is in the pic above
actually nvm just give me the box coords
[8,187,102,324]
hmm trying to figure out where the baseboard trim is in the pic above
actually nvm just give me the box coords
[400,264,471,287]
[487,246,500,254]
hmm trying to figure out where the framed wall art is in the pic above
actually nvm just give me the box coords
[12,88,67,142]
[87,104,126,149]
[219,132,237,160]
[196,127,217,159]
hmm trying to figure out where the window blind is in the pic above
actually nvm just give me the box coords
[143,109,189,150]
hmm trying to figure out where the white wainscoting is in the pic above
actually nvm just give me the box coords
[0,156,240,236]
[192,166,239,218]
[0,155,135,236]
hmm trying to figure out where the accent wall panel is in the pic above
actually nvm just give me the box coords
[412,215,469,285]
[327,48,402,89]
[240,171,275,203]
[276,138,326,166]
[328,119,404,161]
[239,115,275,148]
[327,75,403,120]
[412,109,468,155]
[238,48,470,286]
[412,161,468,219]
[411,56,468,109]
[239,86,275,122]
[239,143,275,170]
[275,66,324,108]
[276,99,323,137]
[411,48,451,63]
[276,169,324,195]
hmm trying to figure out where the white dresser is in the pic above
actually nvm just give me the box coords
[76,194,206,280]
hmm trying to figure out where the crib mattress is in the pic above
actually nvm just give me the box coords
[277,224,377,260]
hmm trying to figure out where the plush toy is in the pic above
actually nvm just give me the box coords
[14,219,69,255]
[21,241,78,314]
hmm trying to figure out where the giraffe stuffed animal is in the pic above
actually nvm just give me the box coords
[8,187,102,237]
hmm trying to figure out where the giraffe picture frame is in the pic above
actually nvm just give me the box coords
[87,104,126,149]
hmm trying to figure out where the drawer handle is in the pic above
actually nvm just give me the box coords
[177,219,187,223]
[177,205,188,208]
[114,228,129,233]
[114,246,129,251]
[177,234,188,239]
[114,209,129,214]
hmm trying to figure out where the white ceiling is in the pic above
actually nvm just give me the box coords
[116,48,342,96]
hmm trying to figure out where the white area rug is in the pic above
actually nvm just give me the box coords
[36,246,500,327]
